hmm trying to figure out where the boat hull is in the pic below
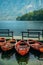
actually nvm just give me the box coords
[15,40,30,56]
[0,37,6,47]
[1,39,16,51]
[39,46,43,53]
[30,42,43,53]
[1,44,13,51]
[27,39,43,53]
[16,47,30,56]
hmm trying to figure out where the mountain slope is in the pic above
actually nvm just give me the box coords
[16,9,43,21]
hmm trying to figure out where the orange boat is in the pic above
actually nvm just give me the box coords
[31,42,43,53]
[27,39,43,53]
[27,39,36,44]
[39,44,43,53]
[1,39,16,51]
[0,37,6,47]
[15,40,30,56]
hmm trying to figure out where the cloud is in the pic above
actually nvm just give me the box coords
[17,4,33,15]
[0,0,43,20]
[26,4,33,9]
[39,0,42,6]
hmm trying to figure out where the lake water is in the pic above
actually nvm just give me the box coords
[0,49,43,65]
[0,21,43,36]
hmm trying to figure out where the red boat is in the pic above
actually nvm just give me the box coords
[15,40,30,56]
[0,37,6,47]
[1,39,16,51]
[27,39,43,53]
[27,39,36,44]
[39,44,43,53]
[31,42,43,53]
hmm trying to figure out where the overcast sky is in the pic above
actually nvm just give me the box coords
[0,0,43,20]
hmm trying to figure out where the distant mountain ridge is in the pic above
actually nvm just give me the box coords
[16,9,43,21]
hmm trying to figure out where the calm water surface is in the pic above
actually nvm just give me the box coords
[0,49,43,65]
[0,21,43,36]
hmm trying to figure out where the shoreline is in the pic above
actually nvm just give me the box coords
[5,36,43,41]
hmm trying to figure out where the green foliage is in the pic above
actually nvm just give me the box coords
[16,9,43,21]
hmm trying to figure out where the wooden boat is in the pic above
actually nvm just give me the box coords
[27,39,43,53]
[0,37,6,47]
[31,42,43,53]
[15,40,30,56]
[27,39,36,44]
[39,44,43,53]
[1,39,16,51]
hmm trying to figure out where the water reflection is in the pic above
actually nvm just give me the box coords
[0,49,43,65]
[30,49,43,61]
[38,53,43,61]
[1,49,43,61]
[1,49,15,59]
[15,52,29,65]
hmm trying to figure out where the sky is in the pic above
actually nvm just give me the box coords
[0,0,43,20]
